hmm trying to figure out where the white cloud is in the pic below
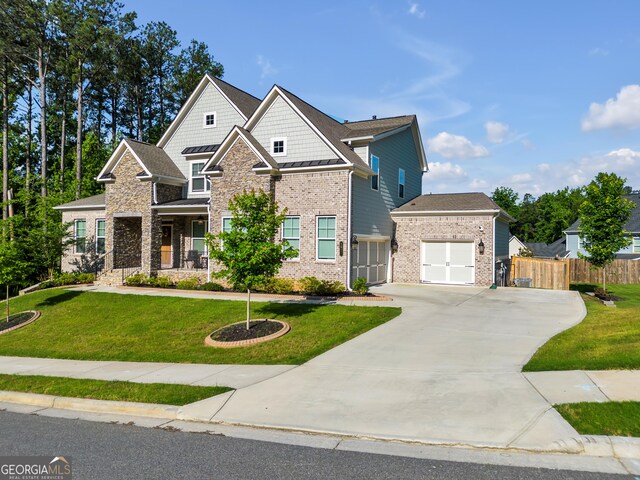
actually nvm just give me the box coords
[521,138,536,150]
[428,161,467,181]
[508,173,532,184]
[408,2,425,18]
[537,163,551,173]
[582,84,640,131]
[470,178,488,189]
[588,47,609,57]
[484,121,510,144]
[427,132,489,160]
[256,55,278,79]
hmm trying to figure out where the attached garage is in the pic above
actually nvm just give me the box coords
[351,239,388,285]
[421,241,475,285]
[390,193,513,287]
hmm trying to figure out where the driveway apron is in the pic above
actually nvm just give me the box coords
[212,284,585,448]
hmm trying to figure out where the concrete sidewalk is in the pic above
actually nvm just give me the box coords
[0,356,295,389]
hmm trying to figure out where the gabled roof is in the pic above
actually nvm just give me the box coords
[202,125,278,174]
[565,194,640,233]
[97,138,186,184]
[342,115,416,138]
[53,193,105,211]
[524,238,569,258]
[393,192,508,214]
[156,74,260,148]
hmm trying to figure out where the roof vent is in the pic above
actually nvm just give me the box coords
[344,120,349,123]
[372,115,377,120]
[410,202,416,206]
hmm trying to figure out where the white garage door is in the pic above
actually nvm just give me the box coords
[352,240,388,285]
[420,241,475,285]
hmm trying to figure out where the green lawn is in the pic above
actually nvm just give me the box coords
[0,289,400,364]
[555,402,640,437]
[524,284,640,371]
[0,373,230,406]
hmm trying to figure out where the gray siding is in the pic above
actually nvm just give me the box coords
[251,96,337,163]
[566,232,639,257]
[494,219,510,259]
[369,128,423,210]
[163,82,246,194]
[351,174,393,237]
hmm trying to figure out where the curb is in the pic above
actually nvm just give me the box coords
[0,390,178,419]
[549,435,640,459]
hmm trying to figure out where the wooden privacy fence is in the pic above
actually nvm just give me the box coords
[569,258,640,285]
[510,256,570,290]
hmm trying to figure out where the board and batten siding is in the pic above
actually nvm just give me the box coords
[369,127,422,211]
[162,82,247,194]
[494,219,510,259]
[251,96,337,164]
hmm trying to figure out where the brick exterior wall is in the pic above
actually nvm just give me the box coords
[60,209,106,272]
[209,137,350,285]
[392,215,495,286]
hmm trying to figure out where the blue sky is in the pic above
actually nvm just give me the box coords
[133,0,640,197]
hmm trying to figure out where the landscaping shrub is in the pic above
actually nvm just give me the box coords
[352,277,369,295]
[124,273,148,287]
[49,272,96,287]
[256,278,296,295]
[176,277,201,290]
[147,276,173,288]
[200,282,225,292]
[299,276,346,296]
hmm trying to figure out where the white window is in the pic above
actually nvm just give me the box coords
[370,155,379,191]
[220,217,232,249]
[203,112,216,128]
[192,220,207,255]
[190,162,210,194]
[271,137,287,156]
[577,236,584,249]
[282,216,300,260]
[398,168,405,199]
[633,236,640,253]
[74,219,86,254]
[317,216,336,260]
[96,219,106,254]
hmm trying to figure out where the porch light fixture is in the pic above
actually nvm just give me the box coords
[196,215,205,223]
[391,238,399,254]
[478,239,485,255]
[351,235,359,246]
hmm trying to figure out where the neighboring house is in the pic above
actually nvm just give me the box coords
[564,194,640,260]
[523,238,569,259]
[55,74,510,287]
[509,235,526,258]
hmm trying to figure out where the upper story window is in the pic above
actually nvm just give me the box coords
[203,112,216,128]
[633,236,640,253]
[190,162,210,194]
[282,216,300,260]
[74,219,86,254]
[398,168,405,199]
[96,219,106,254]
[370,155,379,191]
[271,137,287,157]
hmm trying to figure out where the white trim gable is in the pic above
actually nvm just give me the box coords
[202,126,275,174]
[244,86,354,168]
[157,74,249,148]
[96,139,151,182]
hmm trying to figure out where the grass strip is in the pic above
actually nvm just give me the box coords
[0,373,231,406]
[555,401,640,437]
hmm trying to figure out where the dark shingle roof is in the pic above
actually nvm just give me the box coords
[276,87,370,171]
[210,76,261,118]
[154,198,209,207]
[393,192,505,213]
[125,139,185,180]
[342,115,415,138]
[524,238,568,258]
[53,193,105,210]
[181,144,219,155]
[277,158,345,169]
[565,194,640,233]
[235,126,278,168]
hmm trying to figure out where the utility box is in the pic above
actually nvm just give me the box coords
[514,277,532,288]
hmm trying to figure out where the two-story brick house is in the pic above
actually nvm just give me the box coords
[55,74,510,287]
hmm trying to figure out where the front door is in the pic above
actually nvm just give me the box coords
[161,225,172,268]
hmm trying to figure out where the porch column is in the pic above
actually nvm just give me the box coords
[142,210,162,275]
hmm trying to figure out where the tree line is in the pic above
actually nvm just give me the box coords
[0,0,223,285]
[491,182,636,244]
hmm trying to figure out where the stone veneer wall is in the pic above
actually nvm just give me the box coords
[208,137,350,285]
[392,215,495,286]
[275,171,350,284]
[60,208,106,272]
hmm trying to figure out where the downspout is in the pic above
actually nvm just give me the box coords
[152,181,158,204]
[492,213,498,286]
[207,200,211,282]
[346,169,354,290]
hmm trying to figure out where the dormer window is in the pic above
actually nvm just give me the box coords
[203,112,216,128]
[271,137,287,156]
[190,162,211,194]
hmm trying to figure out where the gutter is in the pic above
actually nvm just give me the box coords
[346,169,354,290]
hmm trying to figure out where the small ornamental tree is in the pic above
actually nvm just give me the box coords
[206,191,297,329]
[578,172,633,292]
[0,241,30,322]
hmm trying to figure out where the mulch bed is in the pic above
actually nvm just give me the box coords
[211,320,283,342]
[595,293,624,302]
[0,312,37,333]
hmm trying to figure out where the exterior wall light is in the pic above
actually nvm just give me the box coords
[351,235,359,246]
[391,238,399,254]
[478,239,485,255]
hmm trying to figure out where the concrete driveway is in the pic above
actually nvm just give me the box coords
[212,284,586,449]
